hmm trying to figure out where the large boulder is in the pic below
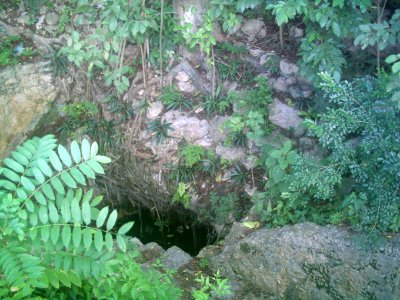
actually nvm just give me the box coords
[268,98,305,137]
[207,222,400,299]
[0,62,57,159]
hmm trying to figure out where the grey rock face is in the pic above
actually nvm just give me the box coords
[209,115,231,145]
[216,145,246,162]
[268,98,305,137]
[146,101,164,120]
[0,62,57,159]
[163,110,210,143]
[280,59,299,76]
[209,222,400,300]
[160,246,192,270]
[272,77,288,93]
[241,19,265,41]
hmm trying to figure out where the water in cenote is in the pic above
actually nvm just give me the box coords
[120,205,216,256]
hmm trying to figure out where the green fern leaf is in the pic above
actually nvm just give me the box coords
[49,151,63,172]
[83,228,92,250]
[78,163,96,179]
[12,150,30,166]
[21,176,35,193]
[33,191,46,205]
[37,158,53,177]
[41,183,55,200]
[72,225,82,248]
[58,145,72,167]
[117,221,134,235]
[32,167,45,184]
[61,199,71,223]
[106,209,118,231]
[62,225,72,248]
[50,225,60,244]
[51,177,65,195]
[94,230,104,252]
[3,158,24,173]
[90,142,99,159]
[70,168,86,185]
[60,172,77,189]
[1,168,20,182]
[41,226,50,242]
[96,207,109,227]
[48,202,59,223]
[38,205,49,224]
[70,141,82,164]
[81,139,90,161]
[70,198,81,223]
[82,201,91,225]
[87,159,105,174]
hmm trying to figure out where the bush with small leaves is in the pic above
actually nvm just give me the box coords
[0,135,181,299]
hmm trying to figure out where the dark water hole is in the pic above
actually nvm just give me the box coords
[120,206,217,256]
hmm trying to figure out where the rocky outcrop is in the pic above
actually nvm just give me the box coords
[205,222,400,300]
[0,62,57,159]
[268,98,305,137]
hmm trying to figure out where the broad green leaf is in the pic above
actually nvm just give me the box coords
[41,183,55,200]
[16,188,28,199]
[117,221,134,235]
[39,205,49,224]
[91,261,100,280]
[287,150,298,165]
[116,235,126,252]
[90,142,99,158]
[21,176,35,192]
[48,202,59,223]
[264,157,276,168]
[46,270,59,289]
[29,227,38,240]
[82,189,93,203]
[62,226,72,248]
[51,226,60,244]
[105,233,113,251]
[82,201,91,225]
[94,230,103,252]
[87,160,105,174]
[49,151,63,172]
[70,168,86,185]
[30,212,38,226]
[283,140,292,153]
[269,165,284,183]
[61,199,71,223]
[96,206,109,227]
[57,270,71,288]
[18,209,27,220]
[41,226,50,242]
[69,271,82,287]
[58,145,72,167]
[32,167,45,184]
[278,157,289,170]
[26,199,34,212]
[0,180,16,191]
[91,195,103,206]
[51,177,65,195]
[3,158,24,173]
[81,139,90,161]
[72,225,82,248]
[270,150,282,159]
[61,172,77,189]
[385,54,398,64]
[332,22,341,37]
[70,141,81,164]
[78,163,96,179]
[63,255,72,272]
[83,228,92,250]
[37,158,53,177]
[2,168,20,182]
[70,198,81,223]
[95,155,112,164]
[393,62,400,73]
[106,210,118,231]
[12,151,29,166]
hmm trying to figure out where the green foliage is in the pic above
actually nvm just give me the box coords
[290,73,400,232]
[0,35,27,67]
[147,118,173,144]
[46,49,70,78]
[180,144,207,169]
[160,85,192,111]
[172,182,191,208]
[210,192,241,225]
[224,76,273,147]
[0,135,140,298]
[192,271,232,300]
[57,2,76,34]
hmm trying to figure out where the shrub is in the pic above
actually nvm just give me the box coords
[0,135,181,299]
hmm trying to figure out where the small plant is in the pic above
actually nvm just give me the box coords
[264,55,280,75]
[147,118,173,144]
[179,144,207,168]
[46,49,70,78]
[198,258,209,269]
[0,35,22,67]
[172,182,191,208]
[229,164,247,185]
[160,85,192,111]
[57,4,75,33]
[210,192,241,225]
[192,271,231,300]
[104,95,134,123]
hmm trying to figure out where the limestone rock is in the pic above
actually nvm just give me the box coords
[280,59,299,76]
[208,222,400,299]
[209,116,231,145]
[241,19,265,41]
[146,101,164,120]
[0,62,57,159]
[272,77,288,93]
[160,246,192,270]
[45,12,59,26]
[216,145,246,162]
[163,110,209,143]
[268,98,305,137]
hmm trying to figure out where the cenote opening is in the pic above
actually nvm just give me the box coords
[120,205,217,256]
